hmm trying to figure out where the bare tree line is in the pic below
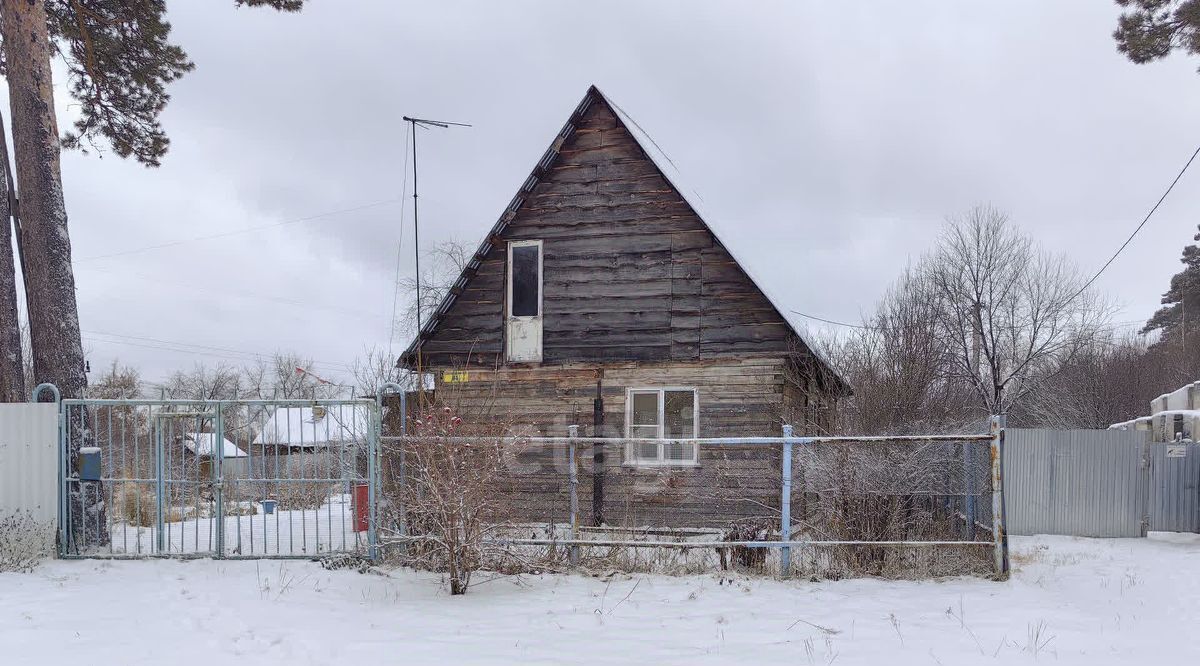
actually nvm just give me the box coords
[821,205,1181,433]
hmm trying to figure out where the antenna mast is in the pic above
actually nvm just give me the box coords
[401,115,471,377]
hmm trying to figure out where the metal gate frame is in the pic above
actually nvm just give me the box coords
[46,386,385,560]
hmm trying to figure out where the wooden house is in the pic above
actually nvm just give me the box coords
[398,86,848,527]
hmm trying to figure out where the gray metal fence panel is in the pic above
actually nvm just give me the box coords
[0,403,59,551]
[1149,441,1200,533]
[1004,428,1148,538]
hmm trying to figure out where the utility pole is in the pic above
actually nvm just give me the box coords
[400,116,470,379]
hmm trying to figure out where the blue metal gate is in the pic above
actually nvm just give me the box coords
[54,394,380,559]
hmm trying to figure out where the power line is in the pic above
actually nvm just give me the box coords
[76,265,387,322]
[388,122,413,358]
[790,309,876,330]
[791,143,1200,332]
[74,198,403,263]
[83,329,354,372]
[1066,142,1200,304]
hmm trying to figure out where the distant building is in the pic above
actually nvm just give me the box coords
[180,432,248,480]
[1109,380,1199,441]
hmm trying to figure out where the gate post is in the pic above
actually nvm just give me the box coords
[154,422,165,554]
[780,424,794,577]
[367,402,377,560]
[567,425,579,566]
[989,415,1009,576]
[214,403,225,558]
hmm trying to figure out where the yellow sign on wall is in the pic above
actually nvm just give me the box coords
[442,371,469,384]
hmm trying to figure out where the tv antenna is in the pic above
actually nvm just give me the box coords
[401,116,471,373]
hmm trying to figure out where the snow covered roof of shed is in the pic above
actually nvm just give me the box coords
[182,433,246,459]
[400,85,847,390]
[252,405,371,448]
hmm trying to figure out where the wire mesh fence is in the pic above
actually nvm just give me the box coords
[378,420,1006,580]
[59,398,377,559]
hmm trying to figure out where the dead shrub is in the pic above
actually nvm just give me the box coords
[721,520,773,572]
[274,482,334,510]
[0,511,53,572]
[384,404,522,595]
[114,481,155,527]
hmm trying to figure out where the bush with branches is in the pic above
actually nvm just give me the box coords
[385,404,522,595]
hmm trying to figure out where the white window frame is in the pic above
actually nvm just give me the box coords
[506,239,543,362]
[506,239,543,319]
[623,387,699,466]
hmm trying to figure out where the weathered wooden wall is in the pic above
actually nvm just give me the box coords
[425,358,787,528]
[415,96,802,369]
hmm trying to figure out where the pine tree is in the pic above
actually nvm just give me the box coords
[0,117,19,403]
[0,0,306,403]
[1114,1,1200,67]
[0,0,306,549]
[1142,225,1200,345]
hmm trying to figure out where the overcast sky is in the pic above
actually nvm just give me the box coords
[28,0,1200,387]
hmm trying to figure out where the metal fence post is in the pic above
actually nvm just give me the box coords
[215,403,225,558]
[367,399,380,560]
[154,421,165,554]
[989,415,1009,576]
[567,425,580,566]
[781,424,793,577]
[965,437,976,541]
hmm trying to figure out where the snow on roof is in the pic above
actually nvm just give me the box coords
[182,433,246,458]
[1107,417,1152,430]
[252,405,371,448]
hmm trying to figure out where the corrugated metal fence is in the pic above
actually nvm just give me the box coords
[0,402,59,554]
[1149,441,1200,533]
[1005,428,1200,537]
[1004,428,1148,537]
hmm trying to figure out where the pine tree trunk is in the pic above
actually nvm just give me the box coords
[0,0,86,400]
[1,0,103,549]
[0,110,22,402]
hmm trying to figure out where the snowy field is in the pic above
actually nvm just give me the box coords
[2,534,1198,665]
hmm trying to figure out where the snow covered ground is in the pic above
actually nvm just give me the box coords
[2,533,1197,665]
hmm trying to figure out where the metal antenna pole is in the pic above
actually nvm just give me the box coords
[410,118,421,345]
[399,115,471,381]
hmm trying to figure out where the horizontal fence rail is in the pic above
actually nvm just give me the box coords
[379,419,1008,579]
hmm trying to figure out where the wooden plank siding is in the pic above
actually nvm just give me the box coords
[427,358,787,528]
[412,96,795,368]
[395,87,847,529]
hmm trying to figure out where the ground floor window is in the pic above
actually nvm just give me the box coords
[624,388,698,465]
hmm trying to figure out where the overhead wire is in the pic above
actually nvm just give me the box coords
[388,122,413,358]
[84,329,354,373]
[1063,142,1200,306]
[791,143,1200,332]
[74,198,403,263]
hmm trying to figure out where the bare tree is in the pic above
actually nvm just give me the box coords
[925,206,1110,415]
[242,352,343,400]
[819,267,978,434]
[352,345,408,399]
[163,362,245,401]
[395,239,470,343]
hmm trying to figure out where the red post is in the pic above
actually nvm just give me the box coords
[352,483,370,532]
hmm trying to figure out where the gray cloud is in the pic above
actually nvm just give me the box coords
[42,0,1200,384]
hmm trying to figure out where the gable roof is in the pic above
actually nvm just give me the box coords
[401,85,847,389]
[182,433,246,459]
[253,405,372,448]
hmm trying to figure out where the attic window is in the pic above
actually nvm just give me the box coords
[506,240,543,362]
[511,243,540,317]
[625,388,699,465]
